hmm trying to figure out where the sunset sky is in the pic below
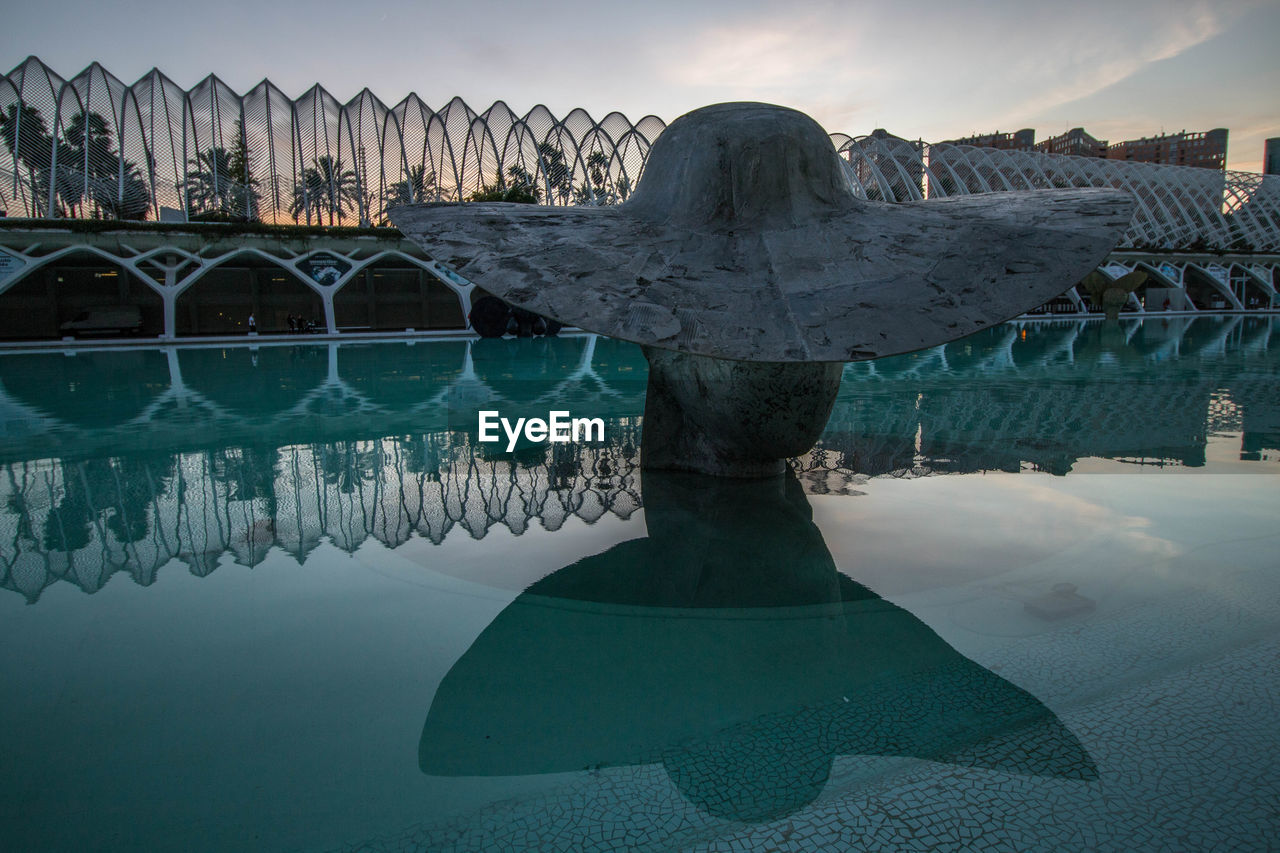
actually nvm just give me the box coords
[3,0,1277,171]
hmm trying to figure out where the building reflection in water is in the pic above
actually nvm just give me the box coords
[421,472,1097,823]
[0,316,1276,602]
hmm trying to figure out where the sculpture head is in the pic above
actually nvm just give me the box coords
[625,102,854,230]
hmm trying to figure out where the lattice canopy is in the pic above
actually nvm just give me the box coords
[1,57,1277,251]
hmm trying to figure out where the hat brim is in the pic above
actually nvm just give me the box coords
[392,188,1133,362]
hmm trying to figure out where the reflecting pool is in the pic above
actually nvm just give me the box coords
[1,317,1277,851]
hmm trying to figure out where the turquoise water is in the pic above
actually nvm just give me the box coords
[0,317,1277,851]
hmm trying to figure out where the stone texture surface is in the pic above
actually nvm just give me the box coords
[391,102,1136,363]
[640,347,843,476]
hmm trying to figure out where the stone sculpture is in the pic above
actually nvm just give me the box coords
[1080,269,1149,321]
[392,102,1135,476]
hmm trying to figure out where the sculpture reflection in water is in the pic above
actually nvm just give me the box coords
[421,471,1097,822]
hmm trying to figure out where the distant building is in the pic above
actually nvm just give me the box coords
[847,128,925,200]
[1265,138,1280,175]
[1106,129,1228,170]
[1035,128,1108,158]
[938,128,1035,150]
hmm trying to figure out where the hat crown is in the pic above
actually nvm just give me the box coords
[624,102,857,230]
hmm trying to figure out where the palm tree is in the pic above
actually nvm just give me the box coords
[0,103,54,216]
[61,110,113,171]
[227,133,261,220]
[536,142,572,205]
[384,164,438,214]
[61,111,118,217]
[184,147,236,216]
[573,150,622,206]
[49,111,107,217]
[184,135,260,221]
[100,161,151,220]
[1,105,150,219]
[289,164,324,225]
[502,163,540,203]
[291,155,359,226]
[61,110,155,219]
[467,163,541,204]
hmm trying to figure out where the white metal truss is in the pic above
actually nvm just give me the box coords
[0,57,662,228]
[0,234,475,337]
[839,137,1280,252]
[1,57,1277,253]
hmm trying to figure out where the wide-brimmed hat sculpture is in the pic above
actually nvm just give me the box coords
[392,102,1136,476]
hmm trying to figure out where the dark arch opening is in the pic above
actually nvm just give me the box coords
[0,253,163,340]
[1131,263,1187,312]
[1026,288,1081,316]
[1131,275,1159,310]
[176,256,322,336]
[1182,266,1234,311]
[1232,265,1273,310]
[333,259,465,332]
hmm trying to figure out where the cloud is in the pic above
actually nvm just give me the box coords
[815,474,1183,598]
[989,1,1234,126]
[660,14,851,92]
[639,0,1263,142]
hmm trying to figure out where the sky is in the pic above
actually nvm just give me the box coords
[2,0,1278,171]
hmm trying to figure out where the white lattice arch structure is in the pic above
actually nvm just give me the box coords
[838,136,1280,252]
[2,56,1277,254]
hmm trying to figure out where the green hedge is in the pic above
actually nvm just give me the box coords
[0,216,405,241]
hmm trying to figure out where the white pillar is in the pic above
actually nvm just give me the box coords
[459,286,474,327]
[321,289,337,334]
[163,291,178,339]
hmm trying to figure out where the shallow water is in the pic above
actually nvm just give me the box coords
[0,317,1277,851]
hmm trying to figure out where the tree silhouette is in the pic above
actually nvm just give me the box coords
[0,103,54,216]
[467,164,540,204]
[100,161,151,220]
[536,141,572,205]
[572,150,625,206]
[184,147,235,215]
[60,111,116,217]
[1,107,153,220]
[290,155,358,225]
[183,134,260,221]
[384,164,439,218]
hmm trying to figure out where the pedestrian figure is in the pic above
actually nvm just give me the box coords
[248,313,256,334]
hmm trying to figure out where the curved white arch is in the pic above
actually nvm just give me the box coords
[0,56,1277,254]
